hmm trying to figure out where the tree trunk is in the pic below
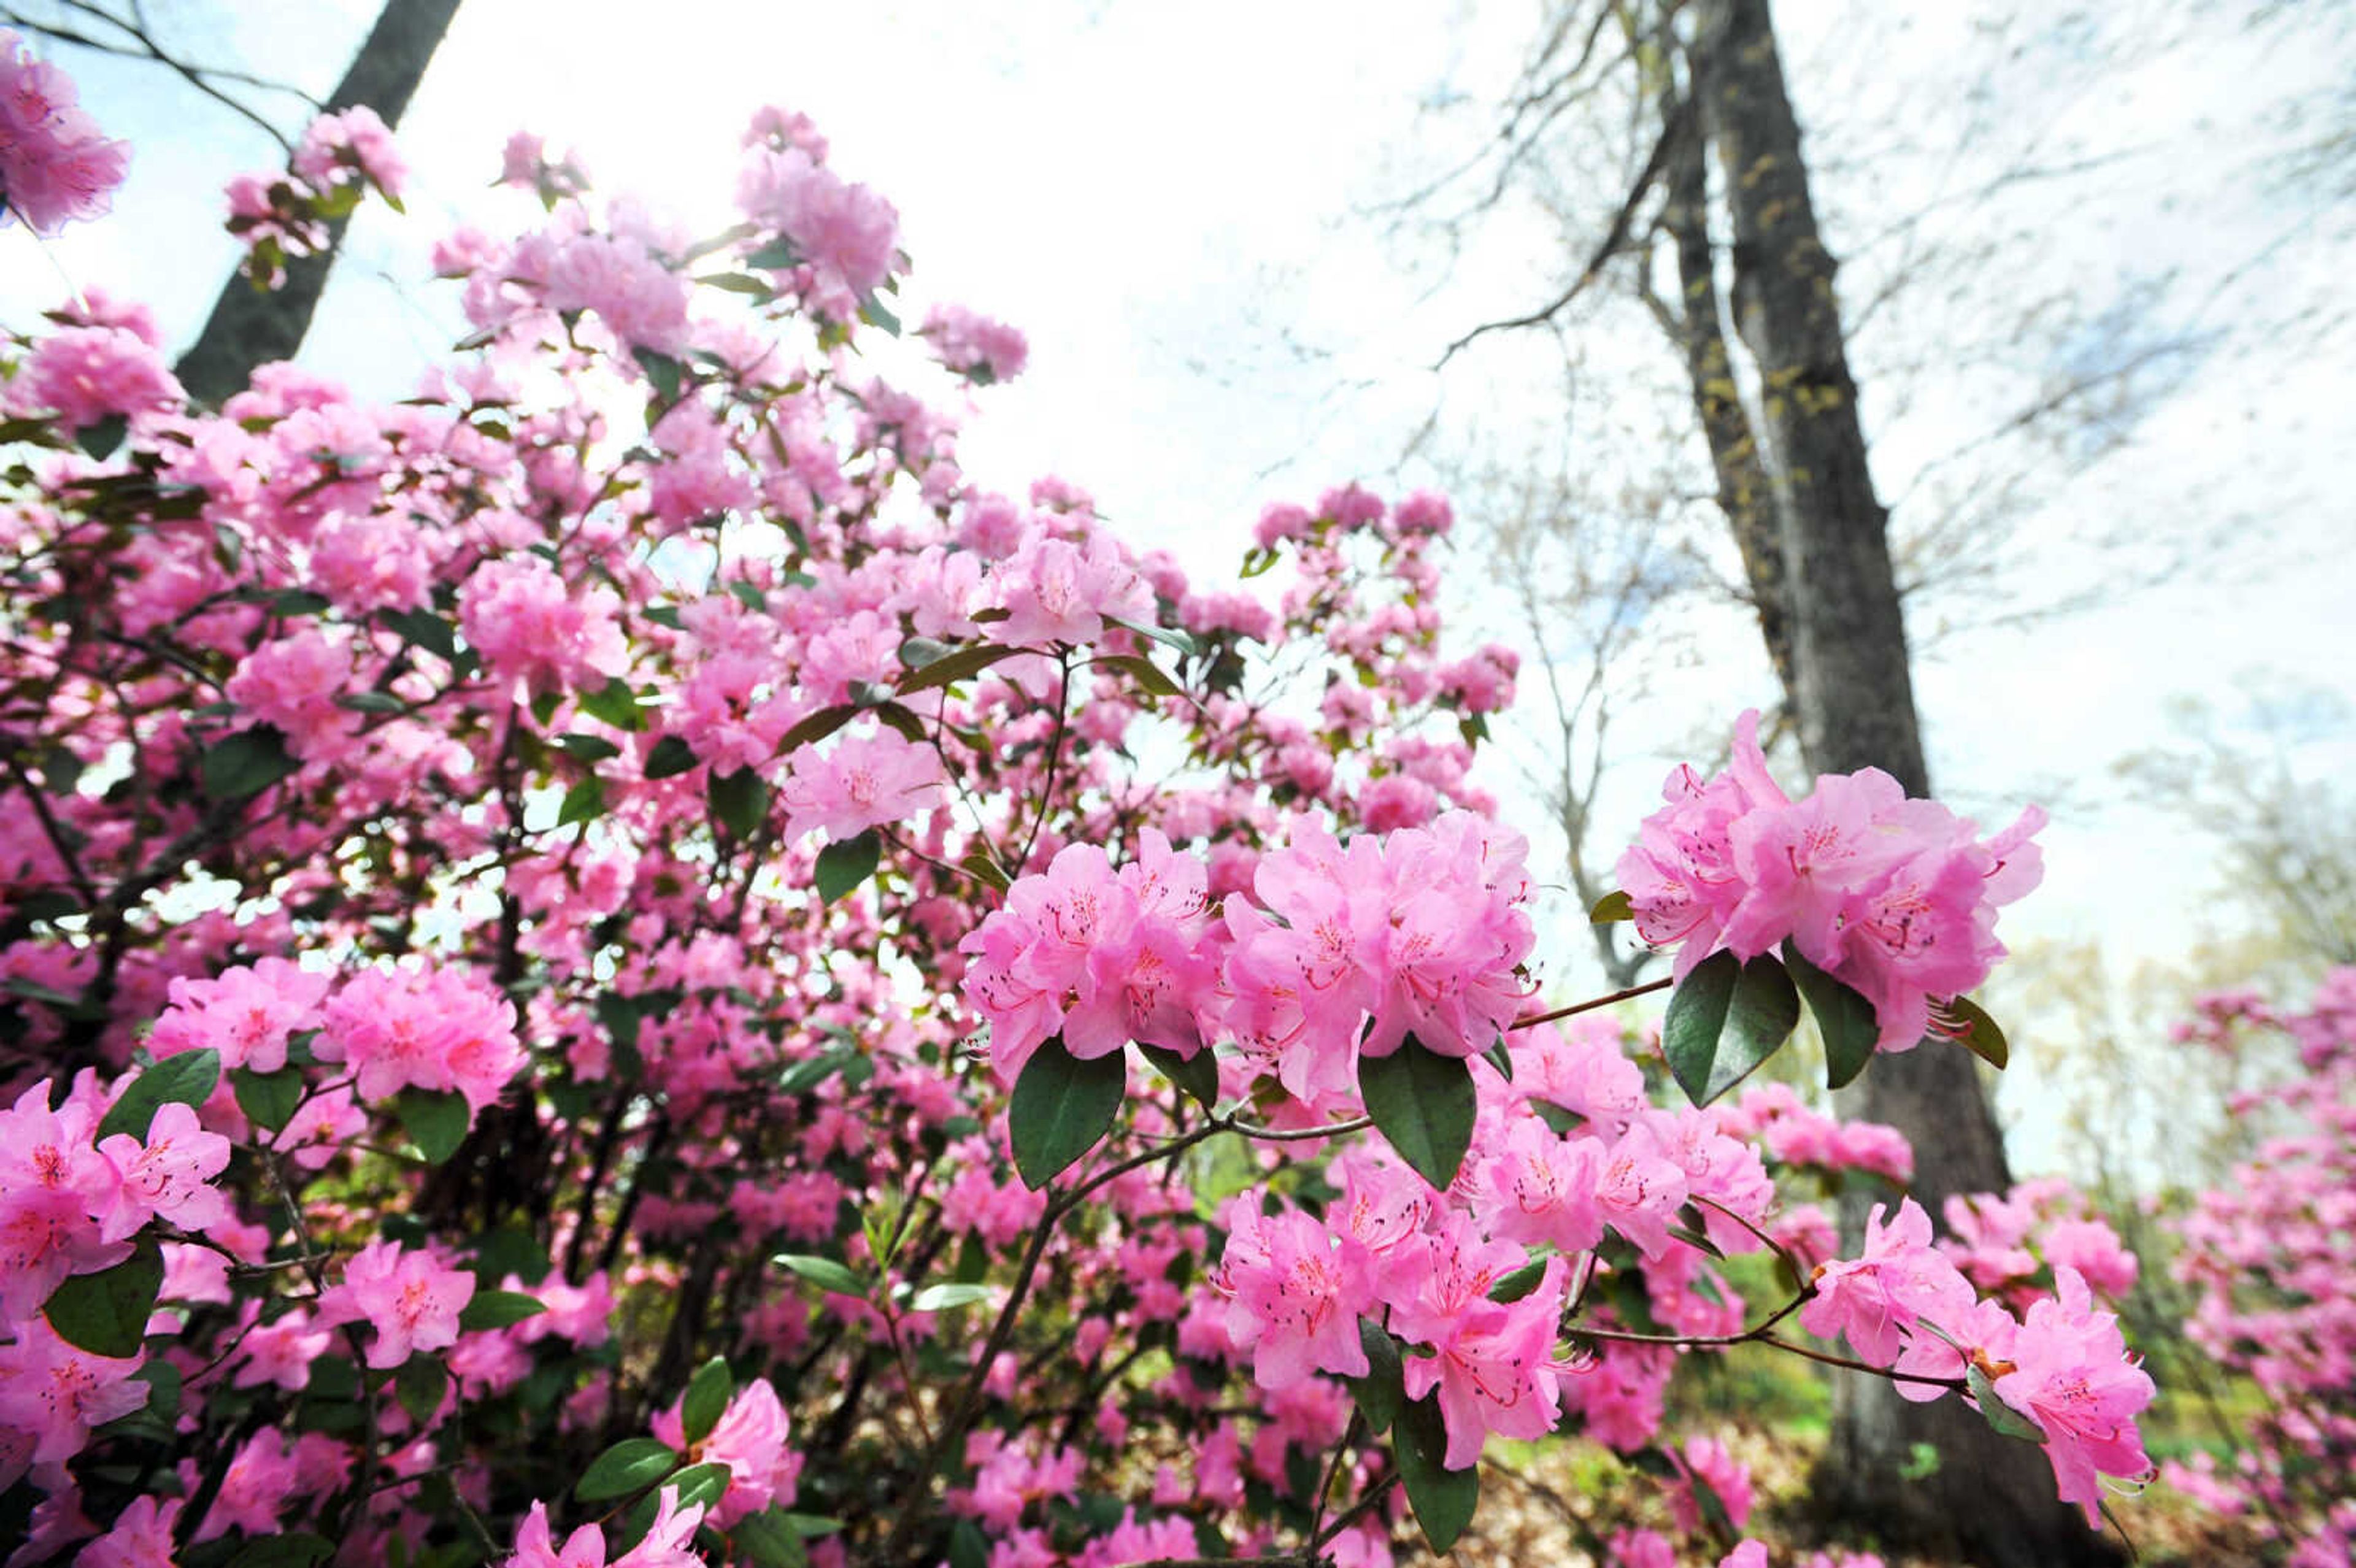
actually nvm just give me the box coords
[173,0,463,405]
[1688,2,2119,1561]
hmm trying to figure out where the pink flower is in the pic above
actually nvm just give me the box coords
[292,106,405,199]
[147,957,331,1074]
[1390,1227,1568,1469]
[736,145,899,310]
[458,555,631,696]
[0,1317,145,1464]
[13,326,180,432]
[779,728,945,845]
[74,1495,182,1568]
[1212,1202,1371,1391]
[650,1379,799,1526]
[506,1499,610,1568]
[0,33,128,236]
[1993,1266,2156,1524]
[318,961,523,1113]
[316,1239,476,1369]
[1800,1198,1976,1367]
[0,1082,123,1318]
[92,1099,232,1243]
[922,304,1029,384]
[988,527,1156,650]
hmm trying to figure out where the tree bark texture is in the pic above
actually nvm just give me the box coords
[173,0,463,406]
[1687,2,2119,1561]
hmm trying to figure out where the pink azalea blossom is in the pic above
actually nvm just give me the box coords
[0,1317,145,1464]
[0,31,128,235]
[1800,1198,1976,1367]
[315,1240,475,1369]
[1993,1266,2156,1524]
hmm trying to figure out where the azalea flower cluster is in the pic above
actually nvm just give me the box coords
[2166,970,2356,1564]
[961,810,1534,1094]
[1618,710,2046,1050]
[1801,1197,2154,1523]
[0,29,128,235]
[0,58,2169,1566]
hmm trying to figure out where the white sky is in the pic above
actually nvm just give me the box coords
[8,0,2353,1168]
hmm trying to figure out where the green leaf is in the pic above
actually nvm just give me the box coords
[579,678,649,732]
[632,347,684,405]
[1968,1364,2047,1443]
[98,1049,221,1142]
[745,237,803,271]
[1344,1318,1405,1434]
[898,635,955,670]
[695,271,777,299]
[1946,994,2010,1070]
[710,767,769,837]
[1394,1392,1480,1553]
[395,1355,447,1426]
[577,1437,679,1501]
[644,734,699,778]
[675,1359,733,1448]
[1009,1035,1127,1189]
[1093,652,1181,699]
[44,1240,163,1358]
[1661,949,1801,1107]
[1489,1257,1549,1302]
[557,775,606,828]
[379,606,462,662]
[395,1088,471,1164]
[777,1045,852,1096]
[644,604,685,631]
[457,1290,547,1332]
[776,702,860,753]
[336,690,406,714]
[726,580,769,612]
[907,1282,995,1313]
[1784,944,1881,1091]
[731,1508,812,1568]
[269,589,333,617]
[225,1535,336,1568]
[556,733,623,762]
[774,1253,866,1296]
[202,726,299,801]
[1357,1036,1477,1189]
[231,1067,304,1134]
[1483,1039,1514,1081]
[857,293,902,336]
[1588,889,1634,924]
[668,1460,733,1512]
[896,643,1020,694]
[1107,617,1199,658]
[814,829,880,904]
[869,700,928,745]
[1138,1042,1218,1110]
[76,413,128,462]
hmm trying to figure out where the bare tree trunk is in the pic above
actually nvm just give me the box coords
[174,0,463,405]
[1688,2,2119,1561]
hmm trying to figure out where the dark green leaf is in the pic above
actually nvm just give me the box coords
[44,1240,162,1358]
[1344,1318,1404,1433]
[1394,1392,1480,1553]
[395,1355,447,1426]
[896,643,1020,694]
[335,691,405,713]
[1093,653,1181,699]
[202,726,299,801]
[76,413,128,461]
[457,1290,547,1331]
[379,606,461,661]
[1661,950,1801,1107]
[644,734,699,778]
[1138,1043,1218,1110]
[726,580,769,612]
[774,1254,864,1296]
[1946,994,2010,1070]
[776,703,860,753]
[898,636,954,670]
[732,1508,812,1568]
[1489,1257,1549,1301]
[1483,1039,1514,1081]
[777,1045,852,1096]
[1784,944,1881,1091]
[710,767,769,837]
[225,1535,336,1568]
[395,1088,471,1164]
[644,604,685,630]
[577,1437,679,1501]
[231,1067,303,1134]
[269,590,332,617]
[98,1050,221,1141]
[814,829,880,904]
[682,1356,733,1445]
[1357,1036,1477,1189]
[1968,1364,2047,1443]
[556,733,623,762]
[1588,890,1634,924]
[632,347,683,405]
[695,271,776,299]
[744,238,802,271]
[668,1460,732,1512]
[1008,1034,1126,1190]
[557,776,606,828]
[579,678,649,732]
[869,700,928,745]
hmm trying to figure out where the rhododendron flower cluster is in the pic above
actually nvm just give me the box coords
[0,29,128,235]
[0,53,2168,1567]
[1618,709,2044,1051]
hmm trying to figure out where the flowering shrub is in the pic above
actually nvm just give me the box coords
[2163,970,2356,1565]
[0,52,2157,1568]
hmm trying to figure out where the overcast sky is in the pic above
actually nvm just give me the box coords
[7,0,2352,1167]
